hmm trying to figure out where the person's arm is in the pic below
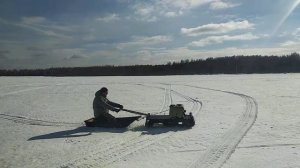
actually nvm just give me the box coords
[107,100,123,109]
[99,97,120,112]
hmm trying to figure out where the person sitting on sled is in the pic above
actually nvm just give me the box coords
[93,87,123,125]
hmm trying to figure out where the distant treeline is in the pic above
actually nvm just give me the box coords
[1,53,300,76]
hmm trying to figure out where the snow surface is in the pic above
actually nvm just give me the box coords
[0,74,299,168]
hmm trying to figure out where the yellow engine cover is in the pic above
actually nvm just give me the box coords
[169,104,186,118]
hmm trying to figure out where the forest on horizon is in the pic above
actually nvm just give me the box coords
[1,53,300,76]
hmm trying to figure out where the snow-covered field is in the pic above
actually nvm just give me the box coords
[0,74,299,168]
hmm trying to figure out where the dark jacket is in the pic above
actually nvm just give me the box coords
[93,90,122,118]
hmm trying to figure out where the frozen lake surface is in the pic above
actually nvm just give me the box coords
[0,74,299,168]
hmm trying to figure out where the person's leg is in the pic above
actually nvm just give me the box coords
[101,112,119,127]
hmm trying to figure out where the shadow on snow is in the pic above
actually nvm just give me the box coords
[28,126,127,141]
[28,124,190,141]
[130,124,191,135]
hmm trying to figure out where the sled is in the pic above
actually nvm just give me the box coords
[84,116,141,128]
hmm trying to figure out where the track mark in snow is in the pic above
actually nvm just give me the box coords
[172,90,203,117]
[160,85,170,113]
[237,143,300,149]
[0,113,83,127]
[169,84,174,105]
[0,85,86,127]
[184,85,258,168]
[60,133,172,168]
[136,83,202,115]
[134,83,171,118]
[0,86,48,97]
[158,84,173,115]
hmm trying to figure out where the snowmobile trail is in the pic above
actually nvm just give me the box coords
[171,90,202,117]
[135,83,172,117]
[183,85,258,168]
[60,132,175,168]
[160,84,172,113]
[59,84,202,168]
[137,83,202,115]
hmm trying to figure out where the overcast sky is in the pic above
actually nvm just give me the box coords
[0,0,300,69]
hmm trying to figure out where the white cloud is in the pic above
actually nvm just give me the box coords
[131,0,214,21]
[165,12,178,17]
[135,50,154,61]
[21,16,46,24]
[96,14,120,22]
[209,1,240,10]
[159,0,216,16]
[117,35,172,49]
[21,16,73,32]
[0,17,71,39]
[162,10,185,18]
[159,0,214,10]
[280,40,300,47]
[190,33,260,47]
[293,28,300,37]
[135,5,154,16]
[181,20,254,36]
[132,4,158,22]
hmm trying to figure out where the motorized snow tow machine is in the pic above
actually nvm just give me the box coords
[84,104,195,128]
[123,104,195,128]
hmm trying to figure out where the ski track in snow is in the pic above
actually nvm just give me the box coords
[59,83,202,168]
[183,85,258,168]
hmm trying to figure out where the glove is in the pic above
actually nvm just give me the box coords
[114,108,120,113]
[119,105,123,109]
